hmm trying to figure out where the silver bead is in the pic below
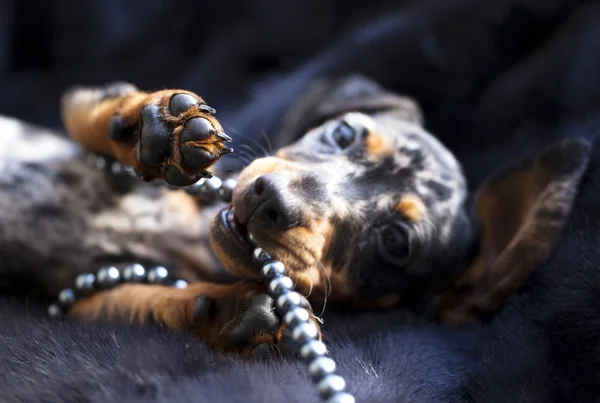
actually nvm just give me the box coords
[261,261,286,280]
[284,307,310,328]
[308,356,337,381]
[110,161,124,175]
[292,321,319,345]
[75,273,96,295]
[300,340,328,363]
[96,266,121,288]
[147,266,169,284]
[58,288,76,308]
[217,178,236,202]
[185,178,205,195]
[85,153,97,166]
[276,291,302,314]
[173,279,188,289]
[268,276,293,296]
[205,177,223,191]
[48,303,63,319]
[122,263,147,282]
[253,248,272,266]
[318,375,347,398]
[94,156,106,170]
[124,166,136,177]
[326,392,355,403]
[247,232,258,246]
[195,177,222,203]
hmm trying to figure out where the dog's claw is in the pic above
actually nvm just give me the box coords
[199,104,216,114]
[217,132,232,142]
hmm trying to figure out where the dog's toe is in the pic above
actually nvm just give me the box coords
[164,165,202,187]
[169,93,200,116]
[180,117,220,171]
[222,291,320,359]
[227,293,280,346]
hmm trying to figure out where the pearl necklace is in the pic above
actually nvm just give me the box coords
[48,153,356,403]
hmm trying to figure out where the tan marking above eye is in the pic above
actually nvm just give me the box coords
[396,194,426,222]
[365,131,393,157]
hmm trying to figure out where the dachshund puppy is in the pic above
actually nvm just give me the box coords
[0,76,590,357]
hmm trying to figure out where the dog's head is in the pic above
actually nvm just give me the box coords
[210,76,590,314]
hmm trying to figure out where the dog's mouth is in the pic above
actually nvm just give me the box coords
[210,206,258,277]
[220,206,254,251]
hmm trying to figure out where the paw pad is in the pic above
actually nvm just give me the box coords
[139,104,171,167]
[169,93,199,116]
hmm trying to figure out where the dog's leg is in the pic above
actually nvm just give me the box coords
[61,82,232,186]
[69,281,319,357]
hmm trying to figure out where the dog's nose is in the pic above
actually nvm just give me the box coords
[247,173,301,230]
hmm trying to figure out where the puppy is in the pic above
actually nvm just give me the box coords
[0,76,589,356]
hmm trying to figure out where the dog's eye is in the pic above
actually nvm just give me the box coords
[377,224,410,265]
[330,122,356,149]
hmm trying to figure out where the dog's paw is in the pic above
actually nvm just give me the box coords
[191,286,320,359]
[135,91,233,186]
[61,83,233,186]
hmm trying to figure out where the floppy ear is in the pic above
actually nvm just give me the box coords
[273,74,423,147]
[439,138,592,324]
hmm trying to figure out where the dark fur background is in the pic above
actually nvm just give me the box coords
[2,0,600,402]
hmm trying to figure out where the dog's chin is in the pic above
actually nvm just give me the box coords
[209,206,259,278]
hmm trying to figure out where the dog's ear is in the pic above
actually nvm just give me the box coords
[440,138,592,324]
[274,75,423,146]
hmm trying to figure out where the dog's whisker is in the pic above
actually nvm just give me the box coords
[234,151,255,167]
[261,131,274,155]
[239,144,260,160]
[421,216,438,241]
[315,258,332,318]
[247,138,272,158]
[305,276,314,298]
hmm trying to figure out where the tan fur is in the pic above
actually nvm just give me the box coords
[70,282,244,351]
[439,141,589,324]
[396,194,426,222]
[365,131,392,157]
[70,281,321,354]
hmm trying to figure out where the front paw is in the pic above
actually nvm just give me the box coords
[135,91,233,186]
[193,287,321,359]
[61,84,233,187]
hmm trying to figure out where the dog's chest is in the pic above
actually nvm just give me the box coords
[88,187,223,278]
